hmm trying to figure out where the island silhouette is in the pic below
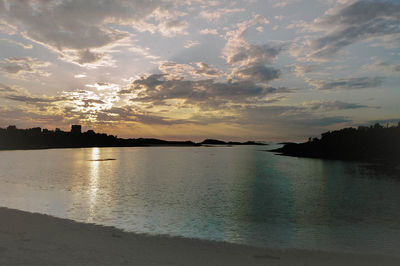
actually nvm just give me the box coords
[0,125,265,150]
[271,122,400,161]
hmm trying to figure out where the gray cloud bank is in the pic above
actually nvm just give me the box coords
[309,0,400,60]
[0,0,183,65]
[315,77,383,90]
[129,74,292,108]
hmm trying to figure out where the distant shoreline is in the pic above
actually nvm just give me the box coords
[1,206,399,266]
[0,142,266,151]
[0,125,266,151]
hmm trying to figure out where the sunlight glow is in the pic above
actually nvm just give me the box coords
[87,147,100,222]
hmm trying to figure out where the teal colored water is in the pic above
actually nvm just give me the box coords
[0,146,399,254]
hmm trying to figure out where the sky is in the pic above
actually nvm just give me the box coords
[0,0,399,141]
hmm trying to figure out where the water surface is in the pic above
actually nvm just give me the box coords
[0,146,399,255]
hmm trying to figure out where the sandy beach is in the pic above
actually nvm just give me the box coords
[0,207,399,266]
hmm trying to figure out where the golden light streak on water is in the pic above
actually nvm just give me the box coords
[87,147,100,222]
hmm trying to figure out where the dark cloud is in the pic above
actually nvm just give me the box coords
[0,57,50,77]
[77,49,105,64]
[0,83,15,92]
[304,101,372,111]
[309,0,400,60]
[118,89,132,94]
[95,107,194,125]
[129,74,292,108]
[232,64,280,83]
[0,0,164,64]
[164,19,186,29]
[4,94,66,104]
[0,106,67,127]
[226,44,282,85]
[228,44,281,65]
[99,101,355,128]
[369,61,400,74]
[315,77,383,90]
[81,99,105,107]
[194,63,219,77]
[2,64,25,74]
[320,1,400,26]
[134,113,191,125]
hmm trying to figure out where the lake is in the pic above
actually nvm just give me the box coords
[0,146,399,255]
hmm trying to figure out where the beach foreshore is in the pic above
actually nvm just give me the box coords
[1,207,399,266]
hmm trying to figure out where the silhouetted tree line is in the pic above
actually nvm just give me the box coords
[0,125,265,150]
[273,122,400,161]
[0,125,198,150]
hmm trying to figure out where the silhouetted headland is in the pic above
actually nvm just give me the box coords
[271,122,400,161]
[0,125,265,150]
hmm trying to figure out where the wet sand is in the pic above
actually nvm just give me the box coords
[1,207,399,266]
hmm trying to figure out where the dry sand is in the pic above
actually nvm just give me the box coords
[1,207,399,266]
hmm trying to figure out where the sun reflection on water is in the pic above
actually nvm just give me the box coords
[88,147,100,222]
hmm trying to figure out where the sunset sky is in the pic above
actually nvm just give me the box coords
[0,0,399,141]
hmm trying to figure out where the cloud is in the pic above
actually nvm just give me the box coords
[220,15,285,86]
[158,61,196,78]
[0,18,17,35]
[0,105,67,127]
[313,77,384,90]
[0,57,51,78]
[0,81,370,141]
[128,45,161,60]
[232,64,281,83]
[306,0,400,60]
[76,49,105,65]
[0,83,123,124]
[3,94,66,104]
[0,38,33,49]
[0,84,68,108]
[199,28,218,35]
[86,106,196,126]
[129,74,292,108]
[302,100,371,111]
[0,0,183,66]
[184,40,200,48]
[158,61,222,79]
[133,113,192,125]
[0,83,15,92]
[158,19,188,37]
[74,74,87,79]
[193,62,220,77]
[272,0,301,8]
[223,14,270,63]
[199,8,245,21]
[227,44,281,65]
[361,61,400,76]
[291,64,317,77]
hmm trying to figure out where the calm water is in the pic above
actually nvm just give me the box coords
[1,146,399,255]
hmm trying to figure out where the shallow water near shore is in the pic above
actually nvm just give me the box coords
[0,146,399,255]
